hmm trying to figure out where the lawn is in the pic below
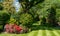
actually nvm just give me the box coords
[0,27,60,36]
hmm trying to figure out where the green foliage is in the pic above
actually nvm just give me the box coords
[18,0,44,13]
[8,17,16,24]
[47,6,59,26]
[0,2,3,10]
[0,11,10,30]
[0,25,3,31]
[41,16,46,26]
[56,9,60,22]
[0,0,60,31]
[19,13,33,28]
[29,6,40,21]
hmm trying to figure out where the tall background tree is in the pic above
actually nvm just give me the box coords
[47,6,58,27]
[3,0,16,14]
[18,0,44,13]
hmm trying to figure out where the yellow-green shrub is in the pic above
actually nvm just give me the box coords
[19,13,33,28]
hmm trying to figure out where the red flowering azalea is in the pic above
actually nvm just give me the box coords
[13,24,23,33]
[4,24,23,33]
[16,26,22,32]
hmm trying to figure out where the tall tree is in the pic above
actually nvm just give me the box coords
[3,0,16,14]
[47,6,59,26]
[18,0,44,13]
[0,2,3,10]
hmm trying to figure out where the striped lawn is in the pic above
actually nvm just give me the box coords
[0,28,60,36]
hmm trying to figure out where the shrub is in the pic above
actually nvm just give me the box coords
[0,3,3,10]
[19,13,33,28]
[4,24,23,33]
[41,16,46,26]
[0,25,3,31]
[0,11,10,31]
[8,17,16,24]
[47,6,58,26]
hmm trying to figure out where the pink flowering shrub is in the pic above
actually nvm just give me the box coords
[4,24,23,33]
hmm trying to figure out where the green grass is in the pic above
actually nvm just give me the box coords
[0,27,60,36]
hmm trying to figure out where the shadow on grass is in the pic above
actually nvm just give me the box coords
[30,25,60,31]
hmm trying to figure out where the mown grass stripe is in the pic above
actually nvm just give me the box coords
[46,30,51,36]
[56,30,60,34]
[18,34,27,36]
[37,30,42,36]
[49,30,56,36]
[28,31,38,36]
[0,33,27,36]
[52,29,60,34]
[33,31,39,36]
[51,28,60,36]
[42,30,46,36]
[52,30,60,36]
[52,29,60,35]
[0,34,10,36]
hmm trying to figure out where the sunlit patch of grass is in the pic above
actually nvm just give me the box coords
[42,30,46,36]
[0,33,27,36]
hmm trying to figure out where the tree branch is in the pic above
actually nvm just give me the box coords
[28,0,44,10]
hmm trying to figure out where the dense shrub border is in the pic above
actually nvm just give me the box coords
[0,11,10,32]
